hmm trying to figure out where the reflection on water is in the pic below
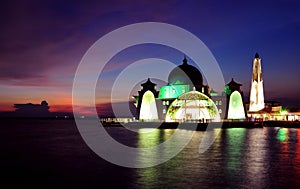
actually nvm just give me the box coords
[244,127,268,188]
[277,128,288,142]
[2,120,300,188]
[136,128,195,168]
[137,129,181,187]
[225,128,246,178]
[135,127,300,188]
[137,129,175,148]
[296,130,300,179]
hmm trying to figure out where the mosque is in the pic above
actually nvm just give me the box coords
[132,53,300,122]
[133,56,248,122]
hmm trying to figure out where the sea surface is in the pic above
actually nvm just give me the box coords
[1,119,300,188]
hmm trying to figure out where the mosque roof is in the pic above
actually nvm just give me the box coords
[168,56,203,86]
[141,78,156,87]
[226,78,242,87]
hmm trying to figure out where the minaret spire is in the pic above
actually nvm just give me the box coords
[183,55,188,65]
[249,52,265,112]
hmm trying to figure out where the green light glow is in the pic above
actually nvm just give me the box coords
[210,92,218,97]
[137,129,175,148]
[165,91,220,122]
[138,129,161,148]
[133,96,139,106]
[158,84,190,99]
[281,109,288,115]
[224,85,231,96]
[227,91,245,119]
[277,128,288,142]
[140,91,158,120]
[226,128,246,173]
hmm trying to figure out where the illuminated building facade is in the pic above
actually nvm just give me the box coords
[246,53,290,120]
[135,78,159,120]
[249,53,265,112]
[134,57,223,122]
[128,53,298,123]
[225,79,246,119]
[133,53,294,122]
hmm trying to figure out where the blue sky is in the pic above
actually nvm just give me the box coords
[1,0,300,112]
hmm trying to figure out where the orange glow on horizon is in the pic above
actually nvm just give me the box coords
[0,84,114,114]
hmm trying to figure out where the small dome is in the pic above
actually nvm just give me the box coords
[168,56,203,86]
[41,100,48,106]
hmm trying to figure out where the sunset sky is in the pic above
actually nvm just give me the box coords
[1,0,300,113]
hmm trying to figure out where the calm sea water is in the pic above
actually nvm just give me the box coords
[1,119,300,188]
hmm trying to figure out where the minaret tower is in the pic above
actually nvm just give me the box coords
[249,53,265,112]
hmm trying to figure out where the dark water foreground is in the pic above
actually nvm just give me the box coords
[1,119,300,188]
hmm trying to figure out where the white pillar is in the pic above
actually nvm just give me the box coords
[249,53,265,112]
